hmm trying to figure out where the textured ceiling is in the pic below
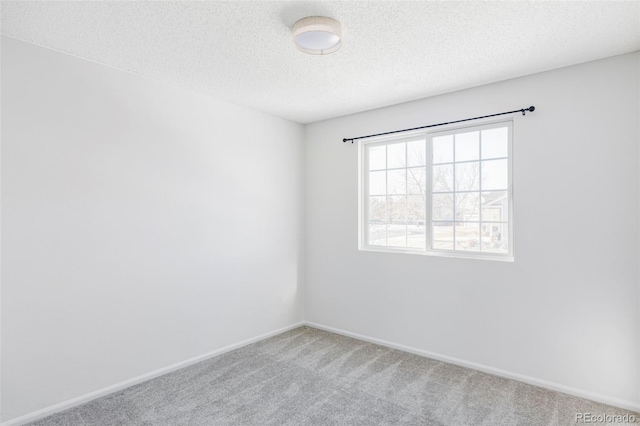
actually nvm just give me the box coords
[2,1,639,124]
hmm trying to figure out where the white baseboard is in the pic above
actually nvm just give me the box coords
[303,321,640,414]
[1,322,305,426]
[5,320,637,424]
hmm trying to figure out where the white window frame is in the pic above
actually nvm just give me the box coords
[358,118,514,262]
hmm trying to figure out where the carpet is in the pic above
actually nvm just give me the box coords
[28,326,637,425]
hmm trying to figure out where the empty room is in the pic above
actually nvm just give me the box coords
[1,1,639,425]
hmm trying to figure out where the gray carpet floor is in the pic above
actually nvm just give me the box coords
[29,326,637,425]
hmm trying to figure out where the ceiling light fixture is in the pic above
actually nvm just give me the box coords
[292,16,342,55]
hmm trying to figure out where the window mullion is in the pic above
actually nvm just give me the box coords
[479,130,483,252]
[452,134,456,251]
[426,137,431,252]
[405,144,408,248]
[385,145,389,246]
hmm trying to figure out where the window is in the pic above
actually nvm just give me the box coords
[359,120,513,261]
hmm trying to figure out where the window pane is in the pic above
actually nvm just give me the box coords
[387,169,406,195]
[387,142,406,169]
[432,164,453,192]
[407,167,426,194]
[369,196,386,221]
[482,159,508,190]
[481,127,508,159]
[455,222,480,252]
[388,196,406,222]
[386,224,407,247]
[369,145,386,170]
[407,195,426,222]
[407,140,426,166]
[455,131,479,161]
[481,222,508,253]
[455,162,480,191]
[407,224,426,249]
[456,192,480,221]
[368,224,386,246]
[481,191,508,222]
[432,193,454,221]
[433,135,453,164]
[432,223,454,250]
[369,171,386,195]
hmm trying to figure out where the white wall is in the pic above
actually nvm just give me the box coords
[1,36,304,422]
[305,52,640,409]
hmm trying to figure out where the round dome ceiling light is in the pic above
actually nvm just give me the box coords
[293,16,342,55]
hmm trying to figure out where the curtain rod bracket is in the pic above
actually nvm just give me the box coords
[521,106,535,116]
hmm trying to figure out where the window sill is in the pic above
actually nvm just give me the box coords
[359,245,514,262]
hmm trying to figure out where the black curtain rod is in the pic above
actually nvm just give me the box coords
[342,106,535,143]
